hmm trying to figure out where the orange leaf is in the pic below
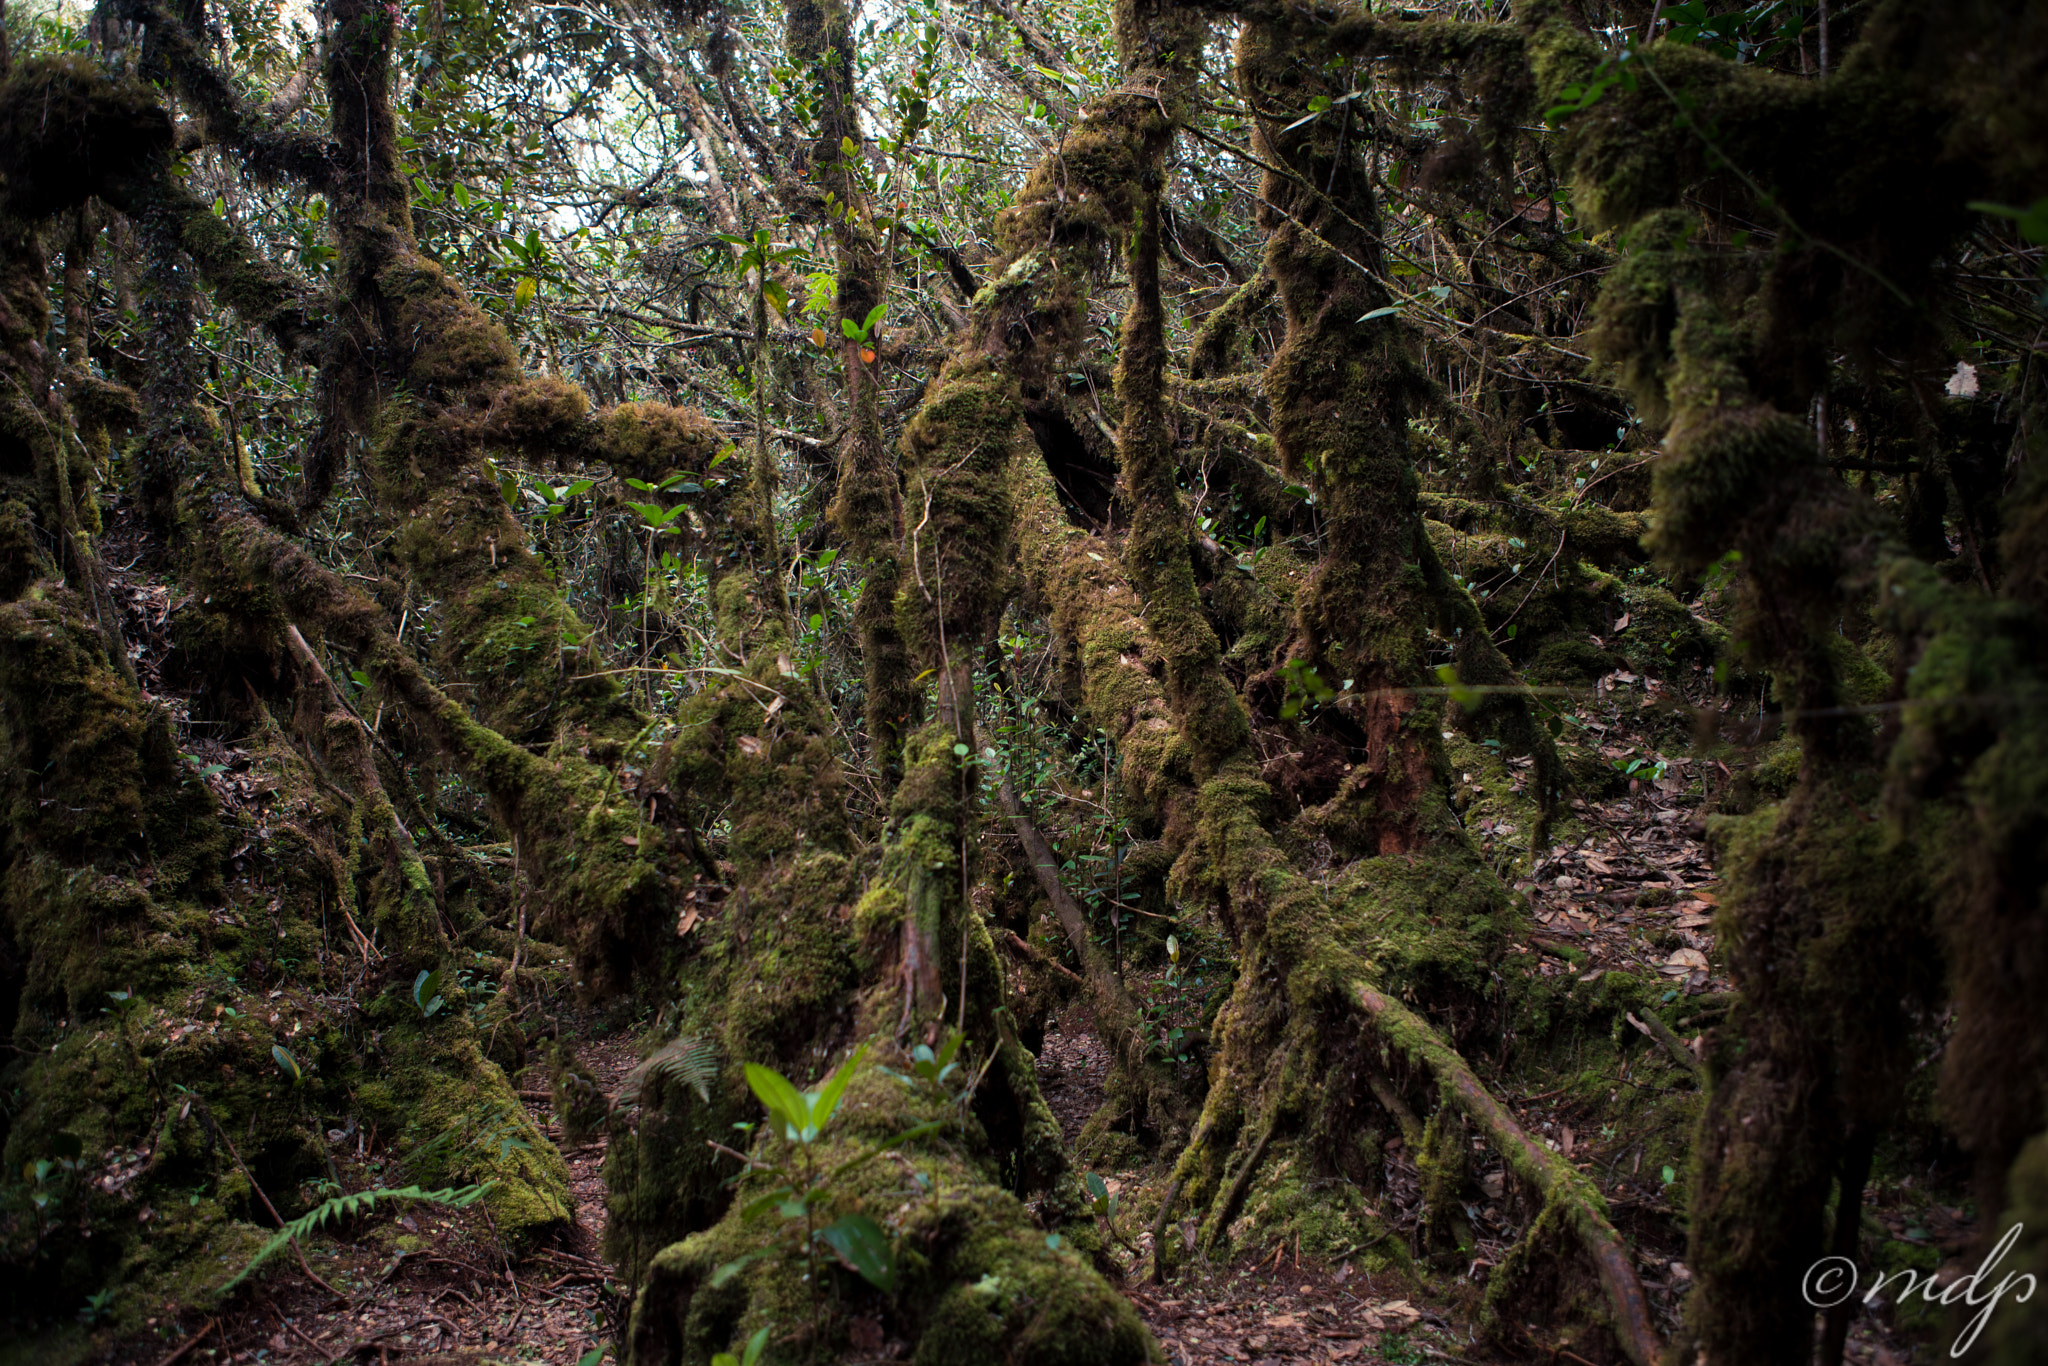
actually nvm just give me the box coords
[810,327,827,347]
[861,347,877,364]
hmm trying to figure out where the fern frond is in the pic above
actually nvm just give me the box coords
[218,1182,495,1294]
[618,1033,720,1106]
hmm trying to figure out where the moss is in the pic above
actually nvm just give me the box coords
[1678,770,1942,1363]
[1225,1147,1405,1270]
[0,58,171,219]
[1324,851,1514,1008]
[625,1060,1158,1366]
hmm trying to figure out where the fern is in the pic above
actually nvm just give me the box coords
[393,1099,530,1184]
[618,1033,720,1106]
[218,1182,494,1293]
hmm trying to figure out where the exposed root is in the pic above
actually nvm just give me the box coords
[1355,982,1661,1366]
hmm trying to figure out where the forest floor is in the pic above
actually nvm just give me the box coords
[96,670,1960,1365]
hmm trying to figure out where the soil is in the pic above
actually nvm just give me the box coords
[105,1032,640,1366]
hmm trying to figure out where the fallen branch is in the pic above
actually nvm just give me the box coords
[1003,927,1084,984]
[1628,1009,1705,1081]
[1356,983,1663,1366]
[998,774,1190,1131]
[149,1319,217,1366]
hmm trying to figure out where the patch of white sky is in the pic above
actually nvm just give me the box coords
[515,0,1065,238]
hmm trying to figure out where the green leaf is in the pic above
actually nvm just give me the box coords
[1357,305,1403,323]
[1661,1165,1677,1184]
[745,1062,814,1142]
[818,1213,897,1291]
[1434,663,1482,712]
[810,1041,869,1133]
[709,1248,768,1287]
[272,1045,303,1086]
[413,969,445,1020]
[862,302,888,334]
[513,276,537,309]
[840,317,864,340]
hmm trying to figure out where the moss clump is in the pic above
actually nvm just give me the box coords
[0,58,171,219]
[624,1062,1156,1366]
[1225,1148,1407,1271]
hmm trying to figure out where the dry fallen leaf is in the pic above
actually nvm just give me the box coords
[1362,1299,1422,1331]
[1674,913,1714,929]
[736,735,765,757]
[1663,947,1710,975]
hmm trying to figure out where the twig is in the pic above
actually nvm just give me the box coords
[149,1318,217,1366]
[1492,526,1568,641]
[1003,928,1084,983]
[1627,1009,1705,1080]
[282,1315,328,1353]
[214,1127,345,1299]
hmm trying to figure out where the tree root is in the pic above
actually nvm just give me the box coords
[1355,983,1662,1366]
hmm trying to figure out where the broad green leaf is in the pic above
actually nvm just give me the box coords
[745,1062,813,1142]
[811,1041,869,1132]
[818,1213,896,1291]
[709,1248,767,1287]
[740,1186,795,1221]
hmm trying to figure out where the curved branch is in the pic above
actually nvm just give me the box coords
[999,773,1192,1133]
[120,0,342,188]
[1356,982,1663,1366]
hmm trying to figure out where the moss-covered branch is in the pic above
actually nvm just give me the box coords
[1356,983,1661,1366]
